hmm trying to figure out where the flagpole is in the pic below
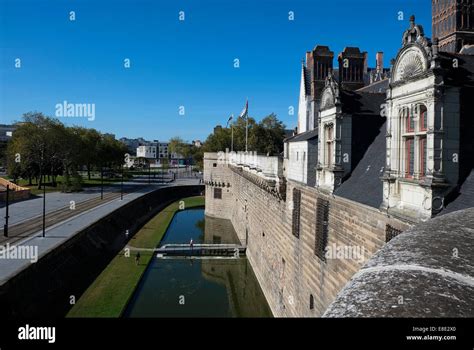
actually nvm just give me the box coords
[231,124,234,152]
[245,99,248,153]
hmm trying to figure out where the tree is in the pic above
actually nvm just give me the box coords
[168,137,190,158]
[202,113,286,156]
[6,112,129,192]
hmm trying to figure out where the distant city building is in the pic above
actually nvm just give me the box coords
[121,137,194,167]
[136,145,157,159]
[158,142,169,159]
[0,124,16,142]
[120,137,148,156]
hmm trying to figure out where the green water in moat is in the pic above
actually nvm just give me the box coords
[124,208,272,317]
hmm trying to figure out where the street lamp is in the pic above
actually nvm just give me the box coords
[226,114,234,152]
[121,163,124,200]
[100,166,104,200]
[42,173,46,237]
[4,185,9,237]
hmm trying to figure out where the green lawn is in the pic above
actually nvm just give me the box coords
[2,175,130,195]
[66,196,205,318]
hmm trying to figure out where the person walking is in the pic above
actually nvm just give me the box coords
[135,251,141,265]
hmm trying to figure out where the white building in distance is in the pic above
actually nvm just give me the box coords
[137,145,157,159]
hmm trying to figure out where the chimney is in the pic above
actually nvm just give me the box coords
[376,52,384,72]
[306,51,313,67]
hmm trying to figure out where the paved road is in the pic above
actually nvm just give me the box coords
[0,178,202,285]
[0,175,183,227]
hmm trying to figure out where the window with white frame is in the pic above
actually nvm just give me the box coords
[401,104,428,179]
[324,123,334,167]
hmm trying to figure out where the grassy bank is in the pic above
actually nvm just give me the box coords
[67,195,205,318]
[2,175,130,195]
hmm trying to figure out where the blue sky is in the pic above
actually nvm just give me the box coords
[0,0,430,141]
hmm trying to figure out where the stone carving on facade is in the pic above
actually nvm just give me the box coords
[394,15,433,83]
[320,72,340,111]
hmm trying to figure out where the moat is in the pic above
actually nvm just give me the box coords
[124,208,272,317]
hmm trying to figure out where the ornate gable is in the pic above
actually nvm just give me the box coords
[320,72,340,110]
[393,15,433,83]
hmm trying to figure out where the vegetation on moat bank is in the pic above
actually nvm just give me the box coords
[66,196,205,318]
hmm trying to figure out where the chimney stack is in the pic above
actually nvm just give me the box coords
[376,52,384,72]
[306,51,313,67]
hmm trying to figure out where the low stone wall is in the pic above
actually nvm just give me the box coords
[0,185,203,319]
[204,152,410,317]
[0,178,30,202]
[323,207,474,317]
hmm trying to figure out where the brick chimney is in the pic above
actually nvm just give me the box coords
[338,47,367,91]
[306,51,314,69]
[376,52,384,72]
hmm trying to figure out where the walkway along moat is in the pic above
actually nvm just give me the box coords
[124,208,272,317]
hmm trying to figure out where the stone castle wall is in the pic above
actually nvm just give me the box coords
[204,152,410,317]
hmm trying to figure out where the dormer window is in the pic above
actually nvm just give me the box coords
[325,123,334,167]
[402,104,428,179]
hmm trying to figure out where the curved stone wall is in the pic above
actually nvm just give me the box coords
[323,207,474,317]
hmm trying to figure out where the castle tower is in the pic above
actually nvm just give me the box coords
[298,46,334,133]
[432,0,474,52]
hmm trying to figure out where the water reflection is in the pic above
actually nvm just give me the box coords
[124,208,272,318]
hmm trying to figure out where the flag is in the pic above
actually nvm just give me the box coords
[226,114,233,127]
[239,100,248,119]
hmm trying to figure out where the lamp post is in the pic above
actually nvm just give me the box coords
[100,166,104,200]
[226,114,234,153]
[42,173,46,237]
[4,185,9,237]
[120,164,124,200]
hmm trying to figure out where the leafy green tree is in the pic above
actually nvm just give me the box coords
[169,137,190,159]
[202,113,285,156]
[6,112,129,191]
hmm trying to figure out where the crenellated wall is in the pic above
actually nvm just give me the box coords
[204,152,410,317]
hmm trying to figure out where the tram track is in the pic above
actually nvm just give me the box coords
[0,184,149,246]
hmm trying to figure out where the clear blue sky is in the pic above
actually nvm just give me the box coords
[0,0,430,142]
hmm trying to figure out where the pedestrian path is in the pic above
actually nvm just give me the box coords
[0,179,202,286]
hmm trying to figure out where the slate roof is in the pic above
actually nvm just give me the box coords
[334,121,386,208]
[442,169,474,215]
[340,90,385,116]
[284,128,318,143]
[356,79,389,93]
[437,52,474,87]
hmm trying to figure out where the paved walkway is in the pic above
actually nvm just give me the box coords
[0,178,202,285]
